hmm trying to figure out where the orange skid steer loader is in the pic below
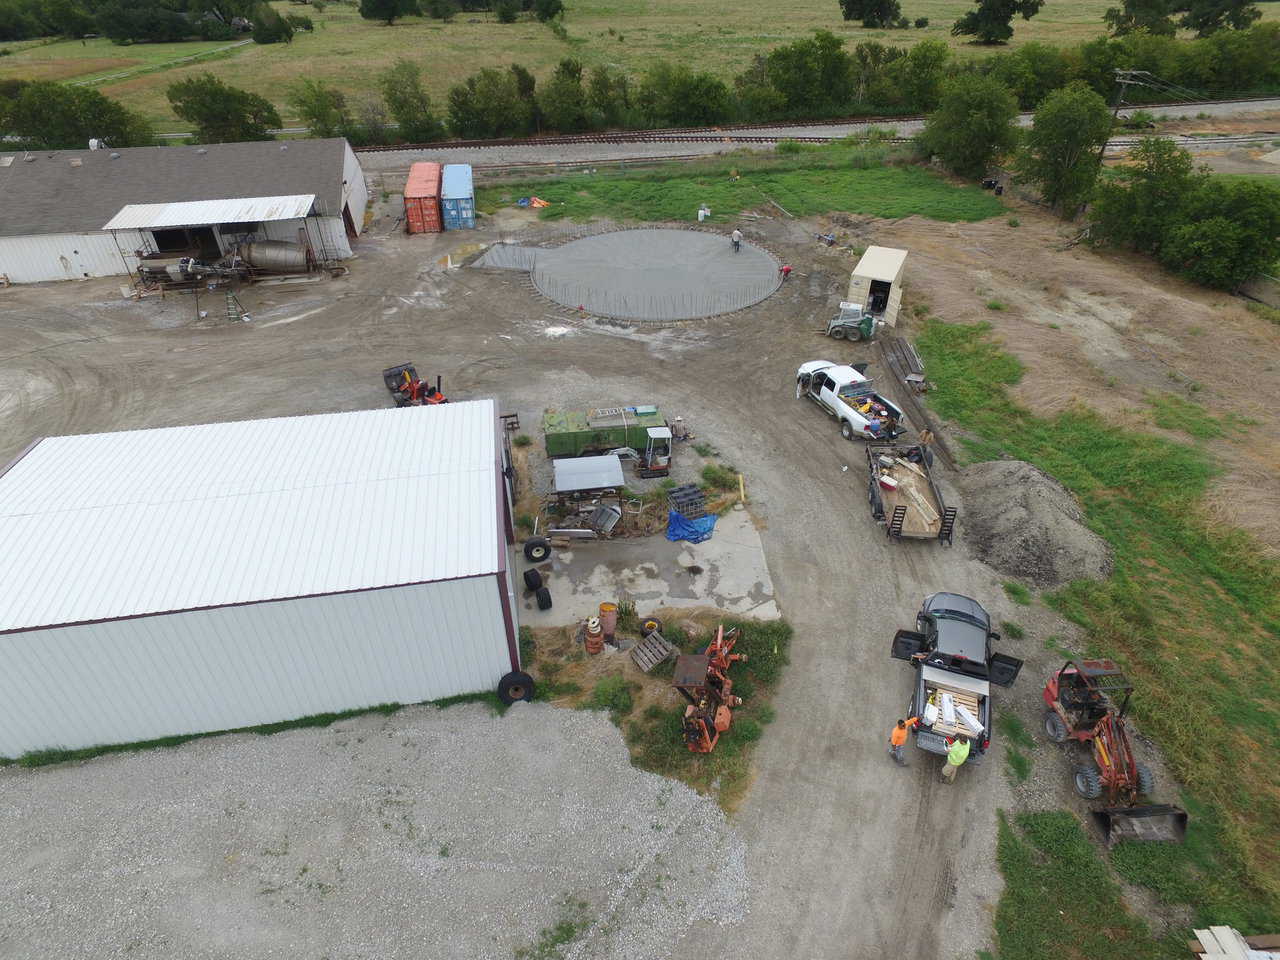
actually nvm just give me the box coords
[673,625,747,753]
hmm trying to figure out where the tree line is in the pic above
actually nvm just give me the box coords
[840,0,1261,43]
[919,74,1280,290]
[0,0,307,44]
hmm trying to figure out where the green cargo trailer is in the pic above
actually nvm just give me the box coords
[543,406,667,458]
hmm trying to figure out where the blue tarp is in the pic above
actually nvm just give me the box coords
[666,510,716,544]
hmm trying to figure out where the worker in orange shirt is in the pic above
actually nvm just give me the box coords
[888,716,919,766]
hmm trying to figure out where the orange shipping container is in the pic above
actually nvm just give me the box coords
[404,162,443,234]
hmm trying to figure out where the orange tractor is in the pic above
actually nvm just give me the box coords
[1043,660,1187,843]
[672,625,746,753]
[383,363,449,407]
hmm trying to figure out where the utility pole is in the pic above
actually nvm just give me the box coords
[1095,69,1143,171]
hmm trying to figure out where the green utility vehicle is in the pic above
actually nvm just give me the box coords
[543,406,673,477]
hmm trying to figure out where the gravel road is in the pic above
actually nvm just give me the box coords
[355,99,1280,173]
[0,702,744,960]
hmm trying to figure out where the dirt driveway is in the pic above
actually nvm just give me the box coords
[2,195,1229,956]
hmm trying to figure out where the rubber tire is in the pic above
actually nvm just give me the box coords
[641,617,662,637]
[523,537,550,563]
[1136,763,1155,797]
[840,420,856,441]
[847,328,863,342]
[523,568,543,591]
[1044,710,1069,743]
[535,586,552,611]
[497,670,535,706]
[1074,765,1103,800]
[830,326,847,340]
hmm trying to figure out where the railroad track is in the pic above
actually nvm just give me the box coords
[352,95,1280,155]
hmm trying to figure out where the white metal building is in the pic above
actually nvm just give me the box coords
[0,138,367,284]
[0,401,519,757]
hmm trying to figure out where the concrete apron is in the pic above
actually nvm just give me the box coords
[519,506,780,627]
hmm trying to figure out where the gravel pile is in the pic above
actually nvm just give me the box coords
[0,702,746,960]
[958,460,1114,588]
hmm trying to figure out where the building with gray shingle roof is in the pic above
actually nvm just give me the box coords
[0,138,366,283]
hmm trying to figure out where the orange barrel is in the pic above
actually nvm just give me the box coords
[584,616,604,655]
[598,602,618,640]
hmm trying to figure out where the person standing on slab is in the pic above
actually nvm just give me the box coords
[940,735,970,784]
[888,717,919,766]
[731,229,742,253]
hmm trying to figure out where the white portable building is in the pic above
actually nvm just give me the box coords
[0,138,367,284]
[847,245,908,328]
[0,401,520,758]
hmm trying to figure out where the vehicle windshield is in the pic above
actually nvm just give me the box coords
[936,609,987,629]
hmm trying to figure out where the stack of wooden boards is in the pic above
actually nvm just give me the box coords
[877,454,941,536]
[926,682,984,738]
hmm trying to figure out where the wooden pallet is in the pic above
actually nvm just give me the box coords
[631,630,675,672]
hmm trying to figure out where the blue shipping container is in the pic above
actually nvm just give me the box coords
[441,164,475,230]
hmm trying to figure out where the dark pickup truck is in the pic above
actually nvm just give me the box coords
[890,592,1023,762]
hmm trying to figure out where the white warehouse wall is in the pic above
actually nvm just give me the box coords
[0,574,514,757]
[341,140,368,235]
[0,230,144,283]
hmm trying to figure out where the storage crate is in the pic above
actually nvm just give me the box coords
[441,164,475,230]
[404,162,442,234]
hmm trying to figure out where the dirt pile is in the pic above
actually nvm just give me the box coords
[958,460,1114,588]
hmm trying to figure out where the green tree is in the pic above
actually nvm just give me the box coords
[1157,180,1280,288]
[359,0,419,25]
[251,2,294,42]
[839,0,902,27]
[424,0,458,19]
[533,0,562,20]
[891,38,950,111]
[952,0,1044,43]
[1104,0,1175,35]
[44,0,94,37]
[167,73,280,143]
[765,30,853,116]
[1,81,153,149]
[378,59,444,143]
[446,68,533,138]
[495,0,519,21]
[587,65,630,126]
[538,58,589,132]
[636,63,732,127]
[1174,0,1260,36]
[289,79,349,138]
[1088,137,1209,252]
[850,41,903,101]
[734,56,787,121]
[987,41,1070,107]
[1016,80,1113,213]
[920,74,1020,177]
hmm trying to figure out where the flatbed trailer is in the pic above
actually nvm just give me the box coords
[866,441,956,544]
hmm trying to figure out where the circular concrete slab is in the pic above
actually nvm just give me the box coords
[531,229,780,321]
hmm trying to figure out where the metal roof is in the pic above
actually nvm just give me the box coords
[0,401,500,633]
[441,163,473,200]
[102,194,316,230]
[852,246,907,283]
[554,455,625,493]
[0,139,351,239]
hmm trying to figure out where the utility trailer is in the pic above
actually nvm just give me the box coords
[866,441,956,544]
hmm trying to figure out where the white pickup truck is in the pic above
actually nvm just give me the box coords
[796,360,907,441]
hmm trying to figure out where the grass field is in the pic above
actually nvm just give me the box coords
[478,148,1006,222]
[4,0,1277,126]
[916,319,1280,933]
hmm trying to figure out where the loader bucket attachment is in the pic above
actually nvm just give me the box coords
[382,363,417,392]
[1093,804,1188,845]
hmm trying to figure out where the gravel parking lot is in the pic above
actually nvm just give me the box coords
[0,702,744,960]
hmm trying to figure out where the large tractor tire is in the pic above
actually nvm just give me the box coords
[523,569,544,591]
[1073,765,1103,800]
[497,670,535,705]
[829,325,847,340]
[535,587,553,611]
[523,537,551,563]
[1044,710,1069,743]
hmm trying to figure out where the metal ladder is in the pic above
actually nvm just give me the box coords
[223,289,246,323]
[938,508,958,546]
[888,505,907,539]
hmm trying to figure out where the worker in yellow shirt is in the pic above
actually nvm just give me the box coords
[888,716,919,766]
[940,735,970,784]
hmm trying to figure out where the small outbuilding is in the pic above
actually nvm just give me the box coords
[0,138,367,284]
[0,401,520,757]
[847,245,908,328]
